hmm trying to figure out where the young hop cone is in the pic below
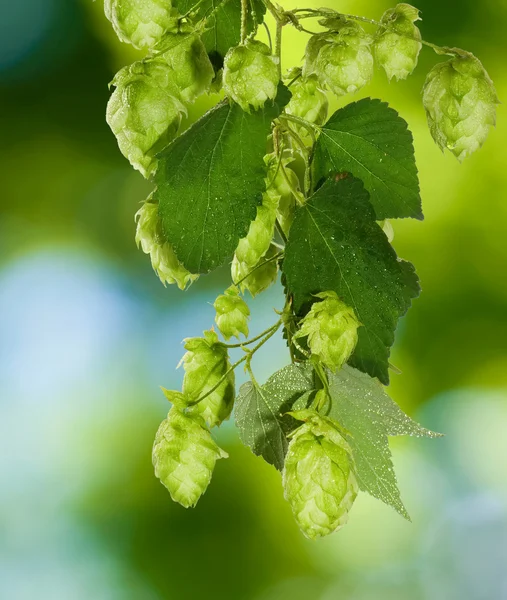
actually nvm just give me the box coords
[295,291,360,371]
[156,33,215,103]
[264,152,301,237]
[422,50,499,161]
[105,0,178,50]
[305,19,374,97]
[223,40,280,112]
[285,74,329,126]
[182,330,235,428]
[374,3,422,81]
[107,59,186,177]
[214,286,250,341]
[135,199,198,289]
[153,407,228,508]
[283,410,359,539]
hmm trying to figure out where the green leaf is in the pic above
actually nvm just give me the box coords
[155,90,287,274]
[283,176,420,384]
[327,364,441,519]
[234,364,314,471]
[174,0,266,59]
[313,98,422,220]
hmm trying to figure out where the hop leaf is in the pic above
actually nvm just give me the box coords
[223,41,280,112]
[214,286,250,340]
[285,74,329,126]
[374,3,422,81]
[156,33,215,103]
[152,407,228,508]
[283,409,359,539]
[304,19,374,97]
[422,50,499,161]
[105,0,178,50]
[182,330,235,428]
[135,199,198,289]
[294,291,360,372]
[107,59,186,177]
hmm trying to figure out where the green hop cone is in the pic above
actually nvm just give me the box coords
[181,330,235,428]
[152,407,228,508]
[285,74,328,126]
[295,291,360,371]
[305,19,374,97]
[283,409,358,539]
[156,33,215,103]
[105,0,178,50]
[232,243,279,297]
[223,40,280,112]
[374,3,422,81]
[422,50,499,161]
[135,199,198,289]
[265,152,300,237]
[214,286,250,341]
[107,59,186,177]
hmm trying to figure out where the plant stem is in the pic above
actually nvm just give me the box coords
[241,0,248,43]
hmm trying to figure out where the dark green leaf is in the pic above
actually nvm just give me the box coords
[234,364,314,470]
[327,365,441,519]
[155,91,287,273]
[313,98,422,220]
[283,177,420,384]
[175,0,266,59]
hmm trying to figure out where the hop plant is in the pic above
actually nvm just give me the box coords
[223,40,280,112]
[214,286,250,340]
[181,330,235,428]
[135,199,198,289]
[283,410,359,540]
[285,74,329,126]
[295,291,360,371]
[153,407,228,508]
[156,33,215,103]
[305,19,374,97]
[374,3,422,81]
[105,0,178,50]
[422,51,499,161]
[107,59,186,177]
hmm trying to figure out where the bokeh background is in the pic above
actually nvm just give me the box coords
[1,0,507,598]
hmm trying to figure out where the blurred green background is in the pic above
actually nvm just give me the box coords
[1,0,507,598]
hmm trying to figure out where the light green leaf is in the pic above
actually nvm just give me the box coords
[234,364,314,470]
[155,88,288,274]
[327,364,441,519]
[313,98,422,220]
[283,176,420,384]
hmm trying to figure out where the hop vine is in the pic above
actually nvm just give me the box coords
[103,0,495,539]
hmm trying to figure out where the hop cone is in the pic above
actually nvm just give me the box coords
[295,291,360,371]
[107,59,186,177]
[135,199,198,289]
[156,33,215,103]
[305,19,374,97]
[182,330,235,428]
[423,51,499,161]
[214,286,250,341]
[264,153,300,237]
[223,41,280,112]
[105,0,178,50]
[374,3,422,81]
[153,407,228,508]
[285,74,328,126]
[283,410,358,539]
